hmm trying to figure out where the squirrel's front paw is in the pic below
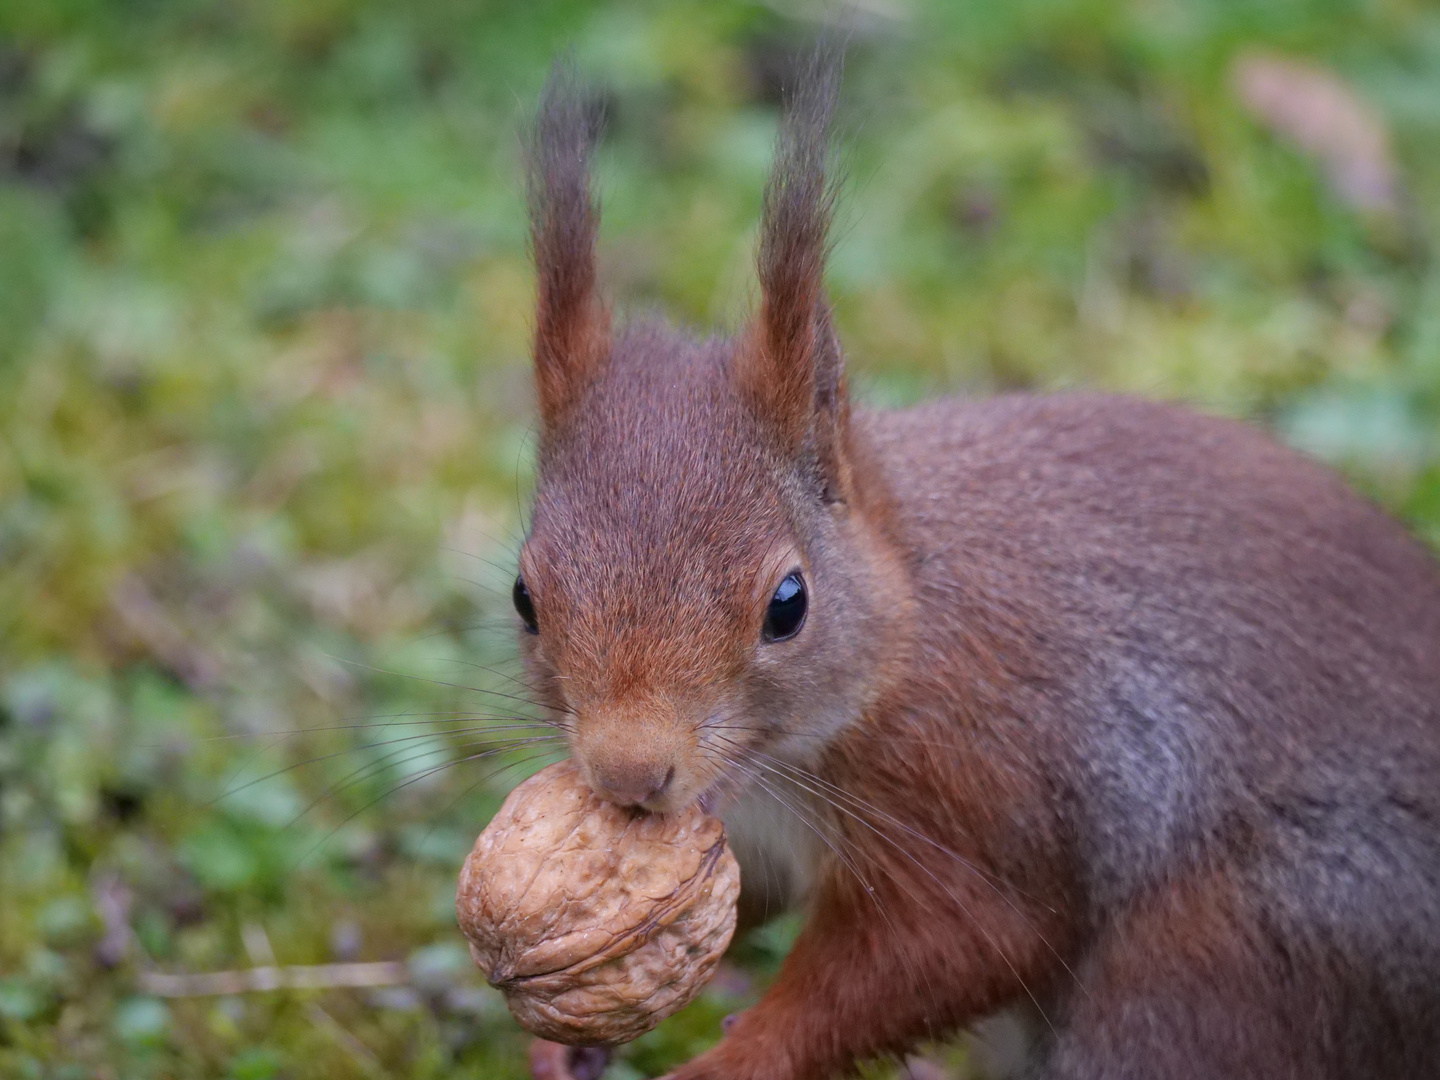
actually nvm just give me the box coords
[528,1040,610,1080]
[661,1031,797,1080]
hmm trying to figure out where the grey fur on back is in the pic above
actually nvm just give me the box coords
[864,392,1440,1077]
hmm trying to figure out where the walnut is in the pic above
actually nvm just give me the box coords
[456,760,741,1046]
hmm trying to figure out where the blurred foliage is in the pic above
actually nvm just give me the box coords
[1,0,1438,1077]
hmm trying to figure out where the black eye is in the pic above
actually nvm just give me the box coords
[513,575,538,635]
[762,572,807,642]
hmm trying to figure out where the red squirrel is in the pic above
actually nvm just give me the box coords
[511,55,1440,1079]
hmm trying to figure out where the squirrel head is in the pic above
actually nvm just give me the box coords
[514,55,906,813]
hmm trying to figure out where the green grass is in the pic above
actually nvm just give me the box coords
[2,1,1438,1076]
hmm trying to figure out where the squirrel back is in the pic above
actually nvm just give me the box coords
[861,390,1440,917]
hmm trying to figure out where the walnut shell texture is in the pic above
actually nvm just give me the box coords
[457,760,741,1046]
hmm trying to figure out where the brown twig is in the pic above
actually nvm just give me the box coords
[136,961,408,997]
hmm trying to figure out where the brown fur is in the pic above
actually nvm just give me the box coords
[526,64,610,429]
[514,56,1440,1079]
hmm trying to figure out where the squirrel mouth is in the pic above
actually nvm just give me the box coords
[695,765,755,817]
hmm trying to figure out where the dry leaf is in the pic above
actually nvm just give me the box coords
[1233,52,1399,214]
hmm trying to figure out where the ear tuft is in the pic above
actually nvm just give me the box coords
[528,62,610,429]
[740,47,848,479]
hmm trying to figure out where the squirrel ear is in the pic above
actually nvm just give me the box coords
[528,63,610,429]
[737,49,849,490]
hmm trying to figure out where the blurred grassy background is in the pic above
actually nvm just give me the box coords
[2,1,1438,1077]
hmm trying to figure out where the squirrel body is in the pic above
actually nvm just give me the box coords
[514,60,1440,1079]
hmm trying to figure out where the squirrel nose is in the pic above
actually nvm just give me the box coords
[588,759,676,809]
